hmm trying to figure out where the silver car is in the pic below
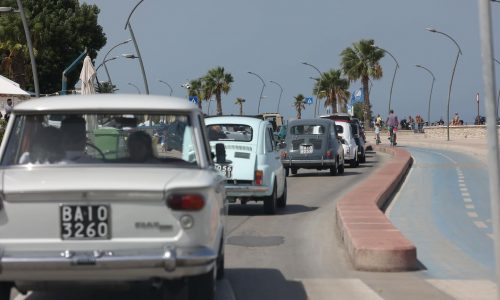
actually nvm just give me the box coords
[0,94,226,300]
[281,118,345,176]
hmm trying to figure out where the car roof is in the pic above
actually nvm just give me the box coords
[13,94,199,113]
[320,113,352,121]
[287,118,334,126]
[204,116,268,128]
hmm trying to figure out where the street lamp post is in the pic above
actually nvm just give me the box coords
[427,27,462,141]
[102,39,132,88]
[269,80,283,114]
[415,64,436,126]
[494,58,500,120]
[158,79,173,96]
[125,0,149,94]
[302,62,322,118]
[128,82,141,94]
[247,71,266,114]
[375,47,399,114]
[96,56,118,72]
[0,2,39,97]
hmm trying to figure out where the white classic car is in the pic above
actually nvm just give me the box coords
[205,116,287,214]
[335,120,360,167]
[0,95,227,300]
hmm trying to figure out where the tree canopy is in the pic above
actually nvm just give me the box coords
[0,0,106,94]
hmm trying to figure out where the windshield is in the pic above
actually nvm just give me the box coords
[1,113,199,167]
[207,124,253,142]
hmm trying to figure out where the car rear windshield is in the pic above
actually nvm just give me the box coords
[207,124,253,142]
[290,125,325,135]
[1,113,200,167]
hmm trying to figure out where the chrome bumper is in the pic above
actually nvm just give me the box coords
[281,158,335,167]
[224,185,269,195]
[0,246,215,274]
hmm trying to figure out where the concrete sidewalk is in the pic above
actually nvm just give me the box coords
[366,131,490,164]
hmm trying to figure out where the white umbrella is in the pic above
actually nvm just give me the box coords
[79,55,96,95]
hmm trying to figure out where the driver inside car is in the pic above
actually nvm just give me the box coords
[61,115,100,163]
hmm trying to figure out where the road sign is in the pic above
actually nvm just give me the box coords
[189,96,198,104]
[305,97,313,105]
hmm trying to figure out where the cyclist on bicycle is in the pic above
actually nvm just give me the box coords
[386,109,399,146]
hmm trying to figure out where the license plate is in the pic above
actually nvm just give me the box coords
[60,205,110,240]
[300,145,313,154]
[215,164,233,178]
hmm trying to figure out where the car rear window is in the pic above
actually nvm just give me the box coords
[1,113,199,167]
[290,125,325,135]
[207,124,253,142]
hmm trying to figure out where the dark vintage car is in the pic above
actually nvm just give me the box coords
[321,113,366,163]
[281,118,345,176]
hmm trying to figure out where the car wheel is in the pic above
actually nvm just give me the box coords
[0,282,12,300]
[291,168,298,175]
[264,182,277,214]
[360,149,366,163]
[187,268,215,300]
[338,160,345,174]
[350,153,359,168]
[216,239,225,280]
[330,159,338,176]
[277,178,287,208]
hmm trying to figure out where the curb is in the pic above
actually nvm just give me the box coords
[336,145,417,271]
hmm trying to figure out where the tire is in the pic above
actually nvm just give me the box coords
[264,182,277,214]
[187,268,215,300]
[291,168,298,175]
[216,239,225,280]
[330,159,338,176]
[350,153,359,168]
[338,160,345,174]
[0,282,11,300]
[277,178,287,208]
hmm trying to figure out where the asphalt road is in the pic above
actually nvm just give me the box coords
[12,148,487,300]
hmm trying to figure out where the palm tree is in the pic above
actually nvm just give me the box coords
[313,69,350,114]
[188,78,204,109]
[203,67,234,116]
[234,98,245,115]
[293,94,306,119]
[340,39,384,128]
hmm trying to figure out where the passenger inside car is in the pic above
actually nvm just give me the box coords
[127,131,156,163]
[19,126,65,164]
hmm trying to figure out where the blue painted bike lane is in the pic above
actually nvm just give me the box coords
[387,146,494,280]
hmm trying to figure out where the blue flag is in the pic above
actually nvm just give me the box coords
[351,88,363,104]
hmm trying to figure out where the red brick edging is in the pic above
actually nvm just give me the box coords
[336,145,417,271]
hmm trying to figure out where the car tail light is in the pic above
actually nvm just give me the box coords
[326,150,333,159]
[167,194,205,211]
[255,170,263,185]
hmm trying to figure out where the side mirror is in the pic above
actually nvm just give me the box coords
[215,143,226,163]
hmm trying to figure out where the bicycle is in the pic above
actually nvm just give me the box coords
[388,126,397,146]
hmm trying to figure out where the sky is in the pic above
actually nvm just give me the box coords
[81,0,500,124]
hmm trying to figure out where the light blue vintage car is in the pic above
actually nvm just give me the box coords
[205,116,287,214]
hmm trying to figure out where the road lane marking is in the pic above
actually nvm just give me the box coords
[474,221,488,229]
[459,183,466,187]
[467,211,478,218]
[487,233,495,240]
[300,278,384,300]
[426,279,497,300]
[465,204,475,209]
[462,192,471,198]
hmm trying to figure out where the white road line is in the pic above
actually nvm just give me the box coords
[465,204,475,209]
[467,211,478,218]
[301,278,384,300]
[463,197,472,202]
[426,279,497,300]
[487,233,495,240]
[474,221,488,229]
[458,179,465,183]
[460,187,468,192]
[462,192,471,198]
[459,183,466,187]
